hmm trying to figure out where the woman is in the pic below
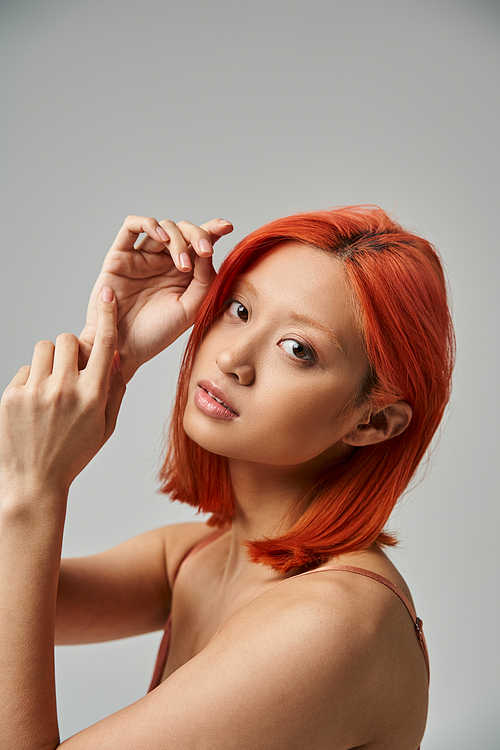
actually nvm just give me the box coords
[0,206,454,749]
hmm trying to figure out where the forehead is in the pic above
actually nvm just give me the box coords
[238,242,354,310]
[236,241,364,351]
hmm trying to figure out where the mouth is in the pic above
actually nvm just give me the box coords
[203,388,237,414]
[195,380,239,419]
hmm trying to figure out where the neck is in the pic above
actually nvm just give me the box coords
[221,456,333,582]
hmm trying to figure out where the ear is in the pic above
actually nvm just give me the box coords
[343,401,413,447]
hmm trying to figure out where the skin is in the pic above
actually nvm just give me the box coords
[184,244,370,468]
[0,216,427,749]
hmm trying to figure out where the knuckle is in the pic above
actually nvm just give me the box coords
[1,386,19,408]
[56,332,78,346]
[35,339,54,351]
[50,383,67,404]
[29,383,45,402]
[50,378,76,402]
[82,383,104,409]
[84,390,101,410]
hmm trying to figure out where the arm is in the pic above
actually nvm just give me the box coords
[56,527,171,644]
[0,214,234,748]
[57,582,373,750]
[56,522,214,645]
[0,288,125,749]
[0,215,234,748]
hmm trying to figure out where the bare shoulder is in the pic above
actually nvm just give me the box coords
[201,565,429,749]
[59,552,428,750]
[137,566,427,750]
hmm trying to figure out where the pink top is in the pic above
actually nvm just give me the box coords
[148,530,430,723]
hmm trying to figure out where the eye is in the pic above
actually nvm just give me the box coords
[280,339,314,361]
[226,300,249,322]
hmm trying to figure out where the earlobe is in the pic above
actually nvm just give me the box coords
[343,401,413,447]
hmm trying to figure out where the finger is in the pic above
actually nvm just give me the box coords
[52,333,80,377]
[176,220,216,259]
[199,218,234,245]
[109,215,172,257]
[135,218,191,269]
[9,364,31,387]
[84,287,118,384]
[137,218,233,268]
[178,255,217,325]
[176,218,234,258]
[27,340,55,382]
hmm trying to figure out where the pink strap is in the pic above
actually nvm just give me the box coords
[148,614,172,692]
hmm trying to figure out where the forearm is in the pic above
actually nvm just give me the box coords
[0,488,67,750]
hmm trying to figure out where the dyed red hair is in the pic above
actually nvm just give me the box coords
[160,206,455,572]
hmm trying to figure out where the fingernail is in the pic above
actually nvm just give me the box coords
[156,226,168,241]
[198,238,213,256]
[218,219,232,226]
[102,287,114,302]
[179,252,191,270]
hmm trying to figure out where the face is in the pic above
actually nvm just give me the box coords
[183,243,370,474]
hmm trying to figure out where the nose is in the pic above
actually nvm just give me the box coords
[216,342,255,385]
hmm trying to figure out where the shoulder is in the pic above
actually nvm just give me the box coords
[224,566,406,667]
[219,563,428,745]
[156,565,427,749]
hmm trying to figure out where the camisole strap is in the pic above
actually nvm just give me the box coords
[277,564,430,682]
[147,528,228,692]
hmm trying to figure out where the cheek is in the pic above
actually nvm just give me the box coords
[252,386,351,458]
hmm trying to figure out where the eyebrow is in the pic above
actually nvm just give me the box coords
[236,277,258,295]
[235,277,345,354]
[288,313,344,353]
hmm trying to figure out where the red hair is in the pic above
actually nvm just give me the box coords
[160,206,455,572]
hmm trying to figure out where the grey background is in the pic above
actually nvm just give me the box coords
[1,0,499,746]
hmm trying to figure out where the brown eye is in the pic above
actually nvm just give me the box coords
[280,339,313,361]
[226,300,249,321]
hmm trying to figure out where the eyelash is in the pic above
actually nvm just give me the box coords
[279,339,315,363]
[224,299,317,364]
[225,299,249,322]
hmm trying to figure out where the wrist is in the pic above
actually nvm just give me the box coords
[0,482,68,526]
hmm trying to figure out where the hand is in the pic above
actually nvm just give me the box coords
[78,216,234,383]
[0,288,126,496]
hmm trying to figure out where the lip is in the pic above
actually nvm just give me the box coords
[195,380,239,420]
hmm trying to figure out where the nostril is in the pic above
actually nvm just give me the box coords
[216,352,254,385]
